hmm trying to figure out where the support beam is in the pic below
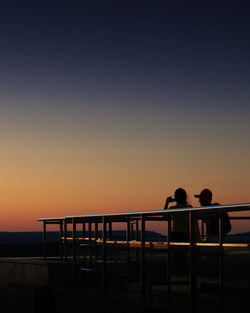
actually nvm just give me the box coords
[43,221,47,261]
[82,222,86,239]
[59,221,63,260]
[64,220,68,261]
[189,211,195,307]
[219,210,224,306]
[72,218,77,276]
[89,222,92,266]
[141,214,146,301]
[108,222,112,240]
[167,215,171,300]
[126,218,131,288]
[102,216,107,291]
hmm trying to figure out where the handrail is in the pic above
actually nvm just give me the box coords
[37,202,250,222]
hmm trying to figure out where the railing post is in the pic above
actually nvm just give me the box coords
[189,210,195,307]
[126,218,131,288]
[89,222,92,266]
[102,216,107,291]
[135,218,140,281]
[219,209,224,306]
[64,219,68,261]
[82,222,86,239]
[43,221,47,261]
[82,222,86,262]
[135,219,139,241]
[108,222,112,240]
[141,214,146,301]
[95,221,99,240]
[88,222,92,241]
[126,218,131,243]
[72,218,77,277]
[167,214,172,301]
[59,220,63,261]
[131,220,134,240]
[95,221,99,260]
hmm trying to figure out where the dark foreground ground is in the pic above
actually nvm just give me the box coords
[0,243,250,313]
[0,277,250,313]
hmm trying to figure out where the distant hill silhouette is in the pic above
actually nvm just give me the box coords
[0,231,165,257]
[1,231,249,245]
[0,230,164,244]
[226,232,250,242]
[0,231,249,258]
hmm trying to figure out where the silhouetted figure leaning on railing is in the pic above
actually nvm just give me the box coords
[164,188,191,242]
[194,188,231,242]
[164,188,200,276]
[164,187,200,242]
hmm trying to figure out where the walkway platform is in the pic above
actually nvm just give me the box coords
[0,256,250,313]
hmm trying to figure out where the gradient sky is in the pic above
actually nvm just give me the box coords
[0,1,249,232]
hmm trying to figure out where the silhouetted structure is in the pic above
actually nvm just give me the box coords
[37,202,250,310]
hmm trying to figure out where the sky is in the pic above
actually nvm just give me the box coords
[0,0,249,232]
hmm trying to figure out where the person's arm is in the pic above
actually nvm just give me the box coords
[164,197,175,210]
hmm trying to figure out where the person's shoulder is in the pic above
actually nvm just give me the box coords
[168,205,177,209]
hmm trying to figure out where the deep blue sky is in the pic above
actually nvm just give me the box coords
[1,0,250,111]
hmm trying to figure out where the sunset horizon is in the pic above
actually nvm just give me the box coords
[0,2,250,312]
[0,1,249,234]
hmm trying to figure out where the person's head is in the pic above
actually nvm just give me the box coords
[174,188,188,206]
[195,188,212,206]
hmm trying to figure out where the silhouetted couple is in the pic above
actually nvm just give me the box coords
[163,188,199,276]
[164,187,231,242]
[163,187,231,276]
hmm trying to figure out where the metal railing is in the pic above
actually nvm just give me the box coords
[38,203,250,306]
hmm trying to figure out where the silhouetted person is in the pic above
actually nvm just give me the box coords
[164,188,200,276]
[194,188,231,241]
[164,188,191,242]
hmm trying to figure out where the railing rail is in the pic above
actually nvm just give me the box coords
[38,202,250,222]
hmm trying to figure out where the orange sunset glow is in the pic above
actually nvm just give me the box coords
[0,116,249,232]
